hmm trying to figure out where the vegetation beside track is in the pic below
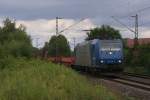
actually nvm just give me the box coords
[124,44,150,76]
[124,66,150,76]
[0,57,126,100]
[0,18,135,100]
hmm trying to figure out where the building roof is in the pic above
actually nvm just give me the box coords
[125,38,150,48]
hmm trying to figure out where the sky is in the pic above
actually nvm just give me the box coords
[0,0,150,49]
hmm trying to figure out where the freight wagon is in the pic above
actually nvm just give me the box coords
[48,57,75,66]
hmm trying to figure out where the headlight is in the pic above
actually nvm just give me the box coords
[109,52,112,55]
[100,60,104,63]
[118,60,121,63]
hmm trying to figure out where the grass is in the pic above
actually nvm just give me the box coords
[124,66,150,76]
[0,58,130,100]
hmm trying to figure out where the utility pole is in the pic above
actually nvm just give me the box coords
[131,14,139,47]
[56,17,59,35]
[111,16,139,47]
[73,37,76,50]
[36,38,39,48]
[56,17,62,35]
[72,37,76,56]
[55,17,62,60]
[54,18,85,59]
[131,14,139,62]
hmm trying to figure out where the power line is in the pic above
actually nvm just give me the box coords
[138,21,150,27]
[137,6,150,13]
[112,14,139,47]
[54,18,86,58]
[112,5,150,31]
[114,6,150,19]
[59,18,86,34]
[111,16,135,33]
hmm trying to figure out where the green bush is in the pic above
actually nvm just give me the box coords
[124,44,150,75]
[0,58,122,100]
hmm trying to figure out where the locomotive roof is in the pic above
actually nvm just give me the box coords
[76,39,122,47]
[100,39,122,42]
[91,39,99,44]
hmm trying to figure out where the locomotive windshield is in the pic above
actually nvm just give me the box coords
[100,41,121,51]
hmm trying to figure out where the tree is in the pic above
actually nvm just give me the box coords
[45,34,71,57]
[86,25,122,40]
[0,18,33,58]
[124,44,150,75]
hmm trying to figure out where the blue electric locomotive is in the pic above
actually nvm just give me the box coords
[74,39,123,72]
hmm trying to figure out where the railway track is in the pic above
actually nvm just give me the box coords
[122,72,150,79]
[78,68,150,92]
[110,78,150,91]
[77,69,150,99]
[107,73,150,92]
[83,72,150,100]
[82,71,150,92]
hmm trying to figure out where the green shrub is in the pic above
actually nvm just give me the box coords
[0,58,122,100]
[124,44,150,75]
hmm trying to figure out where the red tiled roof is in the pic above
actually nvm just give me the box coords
[125,38,150,48]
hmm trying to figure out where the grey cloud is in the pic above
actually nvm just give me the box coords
[1,0,150,21]
[0,0,150,41]
[0,0,145,19]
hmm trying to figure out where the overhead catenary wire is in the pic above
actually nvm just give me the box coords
[111,16,135,33]
[136,6,150,13]
[113,5,150,19]
[58,18,86,34]
[111,5,150,33]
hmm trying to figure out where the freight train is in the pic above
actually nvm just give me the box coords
[72,39,123,72]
